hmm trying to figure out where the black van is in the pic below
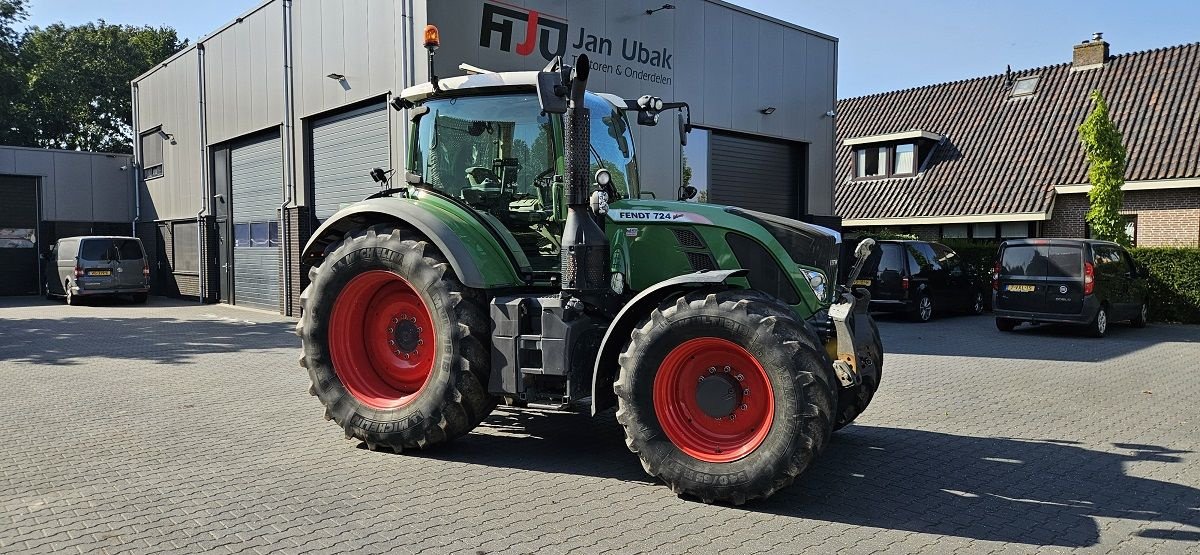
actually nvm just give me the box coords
[992,239,1149,337]
[853,240,986,322]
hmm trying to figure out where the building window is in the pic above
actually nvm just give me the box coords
[854,143,916,179]
[172,221,199,273]
[1010,75,1040,97]
[941,224,968,239]
[893,143,915,175]
[1000,221,1029,238]
[141,129,165,180]
[972,223,997,239]
[234,221,281,248]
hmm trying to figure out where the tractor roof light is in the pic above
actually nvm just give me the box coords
[423,25,440,50]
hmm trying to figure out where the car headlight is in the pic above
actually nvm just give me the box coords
[801,268,828,302]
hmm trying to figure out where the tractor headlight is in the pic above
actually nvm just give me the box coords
[801,269,828,301]
[610,272,625,294]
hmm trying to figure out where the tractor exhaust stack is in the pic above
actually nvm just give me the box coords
[558,54,610,304]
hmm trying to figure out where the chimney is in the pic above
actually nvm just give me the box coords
[1072,32,1109,70]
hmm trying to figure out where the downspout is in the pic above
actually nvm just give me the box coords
[280,0,297,315]
[197,43,210,303]
[131,82,142,237]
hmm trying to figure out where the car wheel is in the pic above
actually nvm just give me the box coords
[970,292,985,315]
[65,281,78,306]
[1131,302,1148,328]
[1088,306,1108,338]
[909,293,933,323]
[995,317,1017,332]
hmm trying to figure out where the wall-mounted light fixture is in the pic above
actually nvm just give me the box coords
[327,73,346,81]
[824,110,837,118]
[157,129,176,144]
[645,4,675,15]
[759,107,776,115]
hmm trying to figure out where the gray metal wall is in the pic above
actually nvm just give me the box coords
[311,103,391,220]
[132,0,835,223]
[0,146,133,223]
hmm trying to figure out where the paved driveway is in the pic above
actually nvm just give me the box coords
[1,297,1197,554]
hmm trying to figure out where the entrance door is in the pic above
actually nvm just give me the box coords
[0,175,40,296]
[229,132,284,312]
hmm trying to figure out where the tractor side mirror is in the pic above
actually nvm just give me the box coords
[678,185,698,201]
[678,112,688,146]
[536,72,567,115]
[854,238,876,260]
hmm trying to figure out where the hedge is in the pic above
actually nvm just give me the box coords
[846,236,1200,324]
[1127,248,1200,324]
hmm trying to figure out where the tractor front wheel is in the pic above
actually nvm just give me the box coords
[296,225,495,452]
[615,290,837,504]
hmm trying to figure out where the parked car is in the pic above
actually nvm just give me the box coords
[851,240,986,322]
[44,236,150,305]
[992,239,1148,337]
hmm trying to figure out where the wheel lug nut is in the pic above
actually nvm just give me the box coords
[698,376,705,383]
[707,367,716,374]
[392,317,399,324]
[739,403,748,411]
[723,366,731,373]
[743,388,750,396]
[735,374,744,381]
[416,327,423,332]
[387,327,394,333]
[728,413,737,421]
[388,340,395,345]
[403,353,410,360]
[417,339,423,346]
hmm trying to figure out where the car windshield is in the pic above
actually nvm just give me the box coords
[410,92,639,200]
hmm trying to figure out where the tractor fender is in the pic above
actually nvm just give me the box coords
[300,197,524,289]
[590,268,748,415]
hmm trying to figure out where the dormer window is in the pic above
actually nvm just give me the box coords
[845,130,942,181]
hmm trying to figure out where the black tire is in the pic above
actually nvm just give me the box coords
[296,225,496,452]
[995,317,1017,332]
[833,314,883,431]
[614,290,837,504]
[44,282,55,300]
[65,281,78,306]
[1131,301,1148,328]
[1088,305,1109,338]
[131,292,148,304]
[909,292,933,323]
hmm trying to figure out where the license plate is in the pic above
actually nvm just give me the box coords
[1006,284,1035,293]
[853,279,872,287]
[88,270,112,276]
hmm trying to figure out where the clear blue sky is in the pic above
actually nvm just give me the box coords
[21,0,1200,98]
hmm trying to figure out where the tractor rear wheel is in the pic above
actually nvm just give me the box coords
[296,225,495,452]
[614,290,837,504]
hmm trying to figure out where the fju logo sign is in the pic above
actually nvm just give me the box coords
[479,1,568,61]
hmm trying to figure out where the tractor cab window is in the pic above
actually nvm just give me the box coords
[587,94,639,198]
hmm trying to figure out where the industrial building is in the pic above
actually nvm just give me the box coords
[132,0,838,314]
[0,146,134,296]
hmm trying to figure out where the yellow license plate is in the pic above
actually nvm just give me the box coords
[88,270,111,276]
[853,279,872,287]
[1006,284,1035,293]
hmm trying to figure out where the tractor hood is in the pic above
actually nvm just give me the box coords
[724,206,842,285]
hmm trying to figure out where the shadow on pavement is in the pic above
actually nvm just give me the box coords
[873,312,1199,363]
[407,411,1200,547]
[0,311,297,366]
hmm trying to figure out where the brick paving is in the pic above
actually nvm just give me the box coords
[1,296,1198,554]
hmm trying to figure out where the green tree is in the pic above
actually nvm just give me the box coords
[18,20,185,152]
[0,0,29,144]
[1078,90,1130,246]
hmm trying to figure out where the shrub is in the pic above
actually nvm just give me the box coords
[1128,248,1200,324]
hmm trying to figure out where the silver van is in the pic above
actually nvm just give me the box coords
[45,236,150,305]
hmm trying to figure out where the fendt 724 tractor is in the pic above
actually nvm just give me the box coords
[296,27,883,504]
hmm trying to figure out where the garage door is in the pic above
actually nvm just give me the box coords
[0,176,39,296]
[230,133,283,311]
[312,103,390,221]
[708,133,803,219]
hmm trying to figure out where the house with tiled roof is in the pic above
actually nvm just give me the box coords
[834,35,1200,246]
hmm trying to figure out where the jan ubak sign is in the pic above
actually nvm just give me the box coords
[479,1,673,84]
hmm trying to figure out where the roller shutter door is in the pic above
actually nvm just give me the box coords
[708,133,803,219]
[230,133,283,311]
[312,103,390,221]
[0,176,39,296]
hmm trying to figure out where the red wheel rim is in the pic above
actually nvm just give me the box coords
[329,270,437,409]
[653,337,774,463]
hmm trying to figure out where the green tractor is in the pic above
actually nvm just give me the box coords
[297,33,882,504]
